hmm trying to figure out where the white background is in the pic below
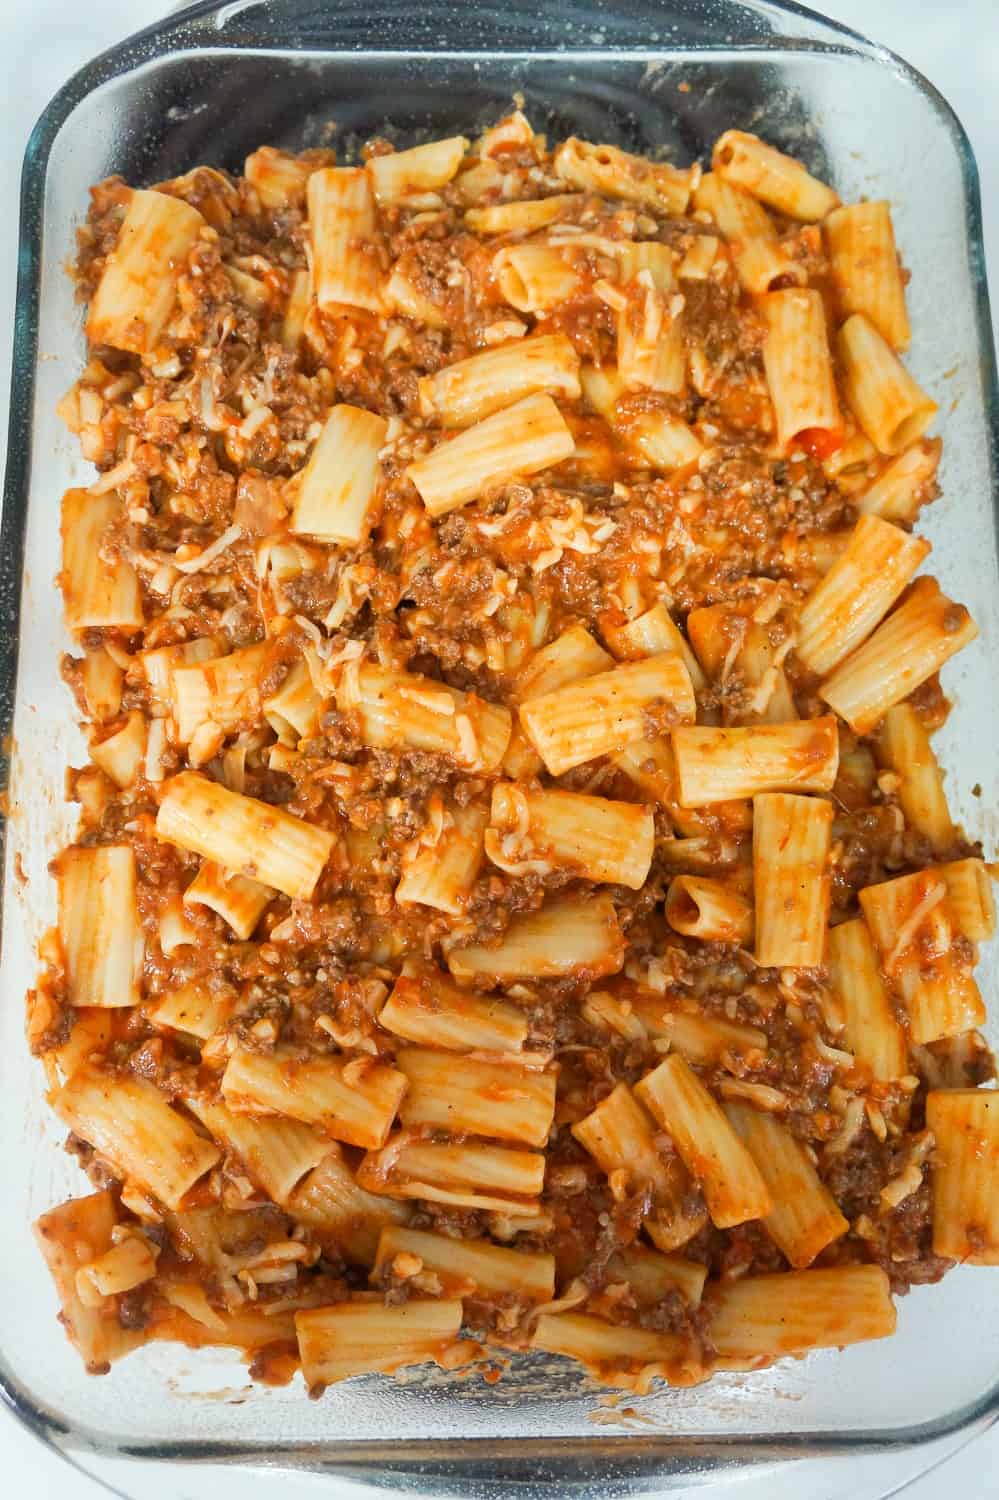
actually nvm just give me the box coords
[2,1,997,1495]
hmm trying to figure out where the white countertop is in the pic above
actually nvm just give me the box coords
[2,2,997,1495]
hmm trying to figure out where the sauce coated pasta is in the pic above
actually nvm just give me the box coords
[32,113,995,1395]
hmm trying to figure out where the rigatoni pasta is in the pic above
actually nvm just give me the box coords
[378,963,528,1054]
[693,173,805,295]
[825,200,911,350]
[308,166,383,313]
[723,1102,848,1267]
[712,130,839,220]
[826,918,909,1082]
[709,1266,896,1360]
[752,792,832,968]
[53,1068,220,1211]
[406,394,575,517]
[221,1047,408,1150]
[837,312,938,454]
[156,772,335,900]
[876,703,956,853]
[417,334,581,429]
[289,403,387,545]
[395,1047,556,1146]
[859,869,987,1043]
[447,892,625,983]
[635,1056,772,1230]
[34,112,995,1399]
[86,188,204,353]
[519,653,696,775]
[358,1136,545,1215]
[925,1090,999,1262]
[56,845,142,1008]
[671,719,839,805]
[61,490,143,631]
[484,784,654,889]
[296,1300,463,1388]
[760,288,841,453]
[794,515,930,676]
[820,577,978,734]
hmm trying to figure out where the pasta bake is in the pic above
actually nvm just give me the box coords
[32,113,998,1396]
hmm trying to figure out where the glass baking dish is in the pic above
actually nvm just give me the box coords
[2,0,998,1494]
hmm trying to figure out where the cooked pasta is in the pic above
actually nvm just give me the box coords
[34,113,992,1399]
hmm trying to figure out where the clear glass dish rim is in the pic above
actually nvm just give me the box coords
[2,0,999,1484]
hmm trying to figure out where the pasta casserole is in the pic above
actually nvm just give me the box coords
[32,112,998,1396]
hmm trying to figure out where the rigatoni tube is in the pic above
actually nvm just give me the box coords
[859,868,986,1044]
[288,1148,410,1265]
[760,288,840,453]
[712,131,838,221]
[296,1300,462,1388]
[572,1081,707,1251]
[337,663,512,773]
[602,601,705,691]
[289,404,387,545]
[244,147,314,209]
[182,861,273,940]
[447,892,625,984]
[635,1055,772,1229]
[795,515,930,676]
[377,963,528,1054]
[572,1082,675,1198]
[373,1224,555,1302]
[34,1191,145,1370]
[724,1102,848,1267]
[932,858,996,943]
[857,439,940,522]
[826,918,909,1081]
[513,623,612,702]
[56,845,142,1008]
[395,800,487,915]
[819,578,977,734]
[465,193,582,235]
[520,652,695,776]
[694,172,805,295]
[156,772,335,900]
[554,137,699,214]
[186,1098,330,1205]
[170,642,267,746]
[358,1135,545,1215]
[406,393,575,517]
[926,1090,999,1261]
[531,1313,705,1392]
[708,1266,896,1360]
[752,792,832,968]
[52,1067,220,1210]
[308,166,383,314]
[825,199,910,350]
[484,784,654,889]
[221,1047,407,1151]
[367,136,468,203]
[627,997,767,1068]
[418,333,581,429]
[664,875,753,946]
[606,1245,708,1310]
[671,718,839,806]
[395,1047,556,1147]
[61,490,143,632]
[493,245,581,314]
[837,312,937,454]
[876,704,955,854]
[86,188,204,353]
